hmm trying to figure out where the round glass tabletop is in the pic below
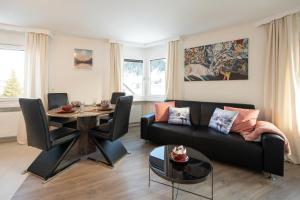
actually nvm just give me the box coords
[149,145,212,184]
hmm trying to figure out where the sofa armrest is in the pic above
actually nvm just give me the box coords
[262,133,285,176]
[140,113,155,140]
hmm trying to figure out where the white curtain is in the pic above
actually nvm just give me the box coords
[264,13,300,164]
[166,40,183,100]
[17,32,49,144]
[109,43,123,97]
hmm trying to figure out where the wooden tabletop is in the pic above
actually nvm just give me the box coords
[47,105,115,118]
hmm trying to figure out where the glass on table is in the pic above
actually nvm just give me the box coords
[79,102,85,113]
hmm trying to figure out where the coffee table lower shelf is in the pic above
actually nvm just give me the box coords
[148,166,213,200]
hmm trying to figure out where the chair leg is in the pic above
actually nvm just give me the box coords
[90,136,128,167]
[27,138,79,181]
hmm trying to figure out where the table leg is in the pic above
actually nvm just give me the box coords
[148,165,150,187]
[212,168,214,200]
[172,182,174,200]
[77,116,97,157]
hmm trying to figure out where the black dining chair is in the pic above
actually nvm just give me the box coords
[110,92,126,104]
[48,93,77,128]
[19,98,80,181]
[89,96,133,167]
[99,92,126,124]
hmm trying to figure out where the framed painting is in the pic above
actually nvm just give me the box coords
[74,48,93,69]
[184,38,248,81]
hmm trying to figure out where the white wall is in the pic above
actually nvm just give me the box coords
[0,30,24,46]
[49,34,110,104]
[0,112,20,137]
[182,24,267,116]
[145,45,167,60]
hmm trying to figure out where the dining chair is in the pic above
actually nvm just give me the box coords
[89,96,133,167]
[110,92,126,104]
[48,93,77,128]
[19,98,80,181]
[100,92,126,124]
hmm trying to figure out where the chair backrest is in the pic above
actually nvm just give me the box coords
[48,93,69,110]
[19,98,51,151]
[110,92,126,104]
[110,96,133,140]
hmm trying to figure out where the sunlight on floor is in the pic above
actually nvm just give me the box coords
[0,142,40,200]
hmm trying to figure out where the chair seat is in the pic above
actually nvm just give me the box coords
[99,114,113,124]
[50,127,80,147]
[90,130,111,140]
[90,121,113,139]
[49,117,77,128]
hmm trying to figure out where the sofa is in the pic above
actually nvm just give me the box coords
[141,100,285,176]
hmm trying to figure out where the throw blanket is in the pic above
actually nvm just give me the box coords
[241,121,291,154]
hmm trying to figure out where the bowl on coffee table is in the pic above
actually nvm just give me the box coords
[170,145,189,163]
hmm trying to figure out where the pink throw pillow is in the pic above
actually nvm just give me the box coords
[155,101,175,122]
[224,106,259,133]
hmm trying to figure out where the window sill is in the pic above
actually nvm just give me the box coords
[0,98,20,110]
[0,107,21,112]
[133,95,165,102]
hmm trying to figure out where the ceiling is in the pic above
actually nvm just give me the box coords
[0,0,299,44]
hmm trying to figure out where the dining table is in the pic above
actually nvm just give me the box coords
[47,105,115,160]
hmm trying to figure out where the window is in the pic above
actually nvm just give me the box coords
[122,59,144,96]
[150,58,166,96]
[122,57,167,100]
[0,48,25,98]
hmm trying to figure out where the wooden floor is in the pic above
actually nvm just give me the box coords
[8,127,300,200]
[0,141,39,200]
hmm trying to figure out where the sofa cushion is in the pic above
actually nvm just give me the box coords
[208,108,238,134]
[148,122,263,171]
[168,107,191,126]
[200,102,255,126]
[175,100,201,126]
[155,101,175,122]
[224,106,260,133]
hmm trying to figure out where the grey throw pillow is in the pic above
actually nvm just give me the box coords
[209,108,238,134]
[168,107,191,126]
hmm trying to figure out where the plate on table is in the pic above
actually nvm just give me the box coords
[170,153,189,163]
[56,109,76,114]
[97,106,113,111]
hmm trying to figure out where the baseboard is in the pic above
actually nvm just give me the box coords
[0,136,17,143]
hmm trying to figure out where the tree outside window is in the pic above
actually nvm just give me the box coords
[0,49,24,98]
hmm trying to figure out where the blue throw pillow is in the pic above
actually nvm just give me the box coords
[209,108,238,134]
[168,107,191,126]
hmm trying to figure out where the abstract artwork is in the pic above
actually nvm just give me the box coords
[184,38,248,81]
[74,48,93,69]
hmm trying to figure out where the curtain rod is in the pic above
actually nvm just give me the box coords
[0,42,23,47]
[255,7,300,27]
[109,36,180,48]
[0,23,53,37]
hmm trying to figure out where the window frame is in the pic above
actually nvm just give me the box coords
[122,58,145,100]
[122,57,167,102]
[148,58,167,99]
[0,44,25,108]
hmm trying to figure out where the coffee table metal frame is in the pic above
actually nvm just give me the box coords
[148,155,213,200]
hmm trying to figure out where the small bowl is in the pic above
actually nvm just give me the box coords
[71,101,82,107]
[62,104,73,112]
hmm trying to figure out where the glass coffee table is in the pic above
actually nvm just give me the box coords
[149,145,213,200]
